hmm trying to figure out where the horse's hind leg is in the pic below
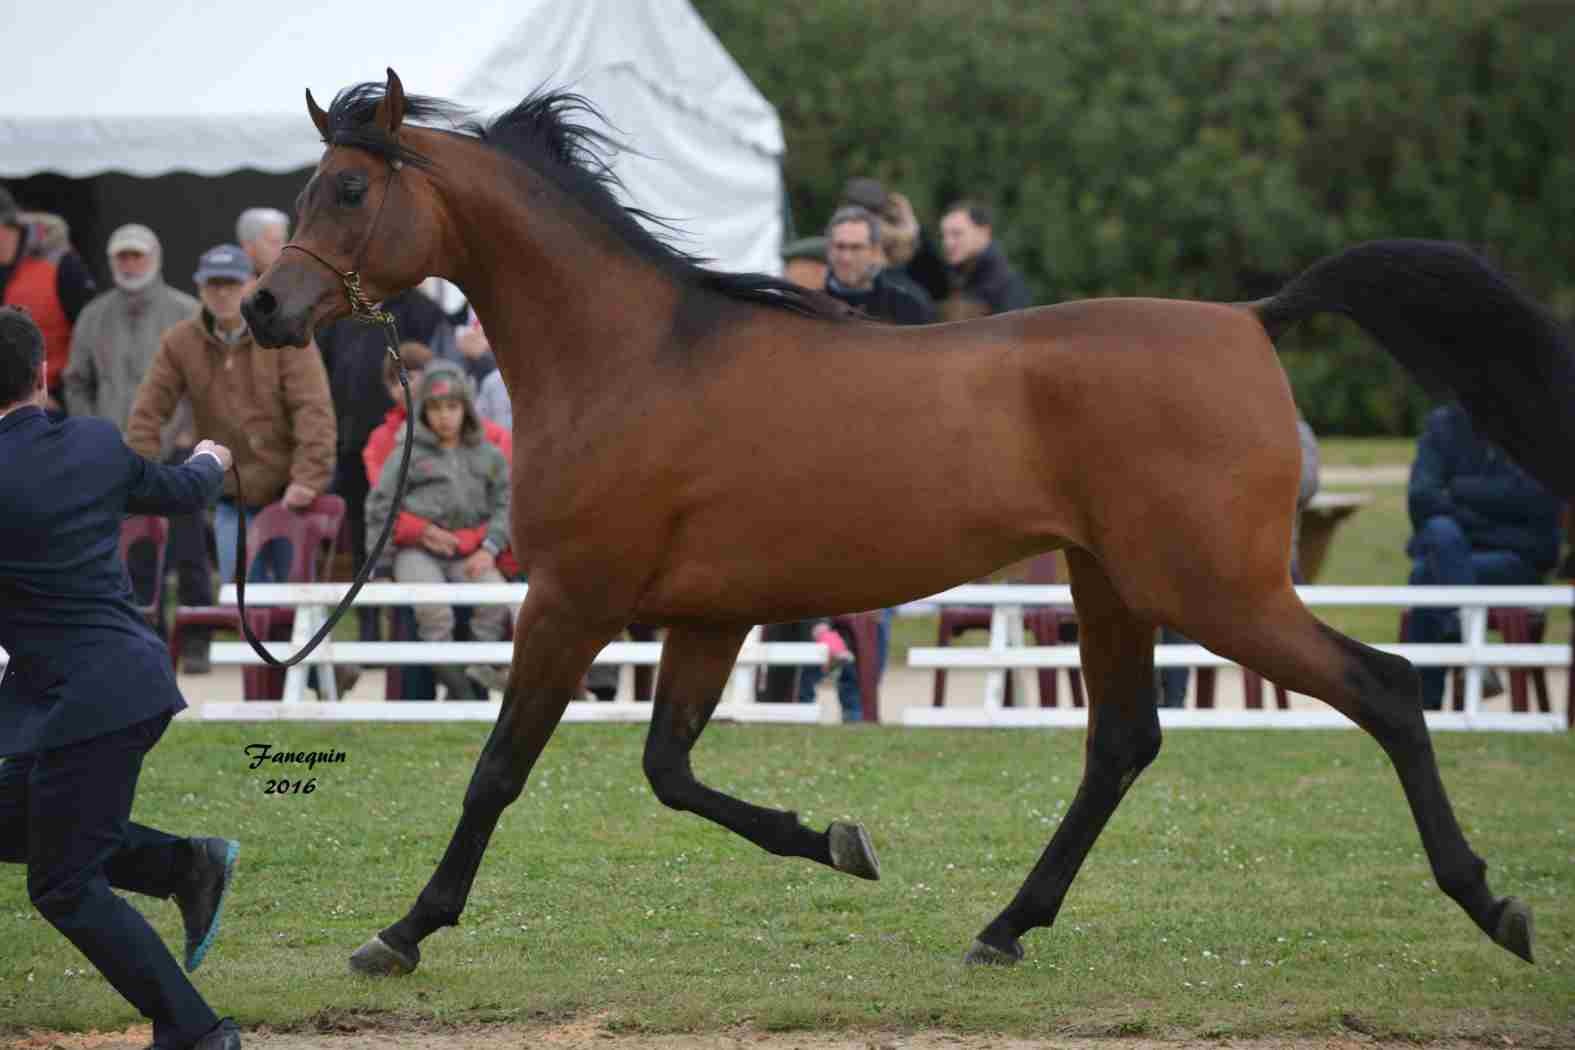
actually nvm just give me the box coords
[642,623,879,879]
[350,595,611,976]
[968,547,1161,965]
[1179,582,1533,963]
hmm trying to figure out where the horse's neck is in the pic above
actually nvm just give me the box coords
[445,169,676,402]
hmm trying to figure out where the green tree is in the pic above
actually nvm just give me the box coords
[692,0,1575,433]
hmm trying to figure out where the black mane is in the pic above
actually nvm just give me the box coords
[323,81,844,321]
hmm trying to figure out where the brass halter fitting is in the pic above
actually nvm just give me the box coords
[342,269,395,327]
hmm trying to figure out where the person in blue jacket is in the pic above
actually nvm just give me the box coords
[0,306,242,1050]
[1403,402,1563,710]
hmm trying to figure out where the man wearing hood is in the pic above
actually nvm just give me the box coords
[366,362,511,701]
[65,225,209,659]
[0,186,97,412]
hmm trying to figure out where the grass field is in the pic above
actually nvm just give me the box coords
[3,722,1571,1043]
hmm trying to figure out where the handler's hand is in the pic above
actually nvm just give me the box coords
[283,482,316,510]
[191,440,233,472]
[462,548,496,579]
[421,524,460,557]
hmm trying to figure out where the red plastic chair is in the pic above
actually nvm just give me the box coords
[118,514,170,633]
[1396,607,1550,714]
[931,553,1083,708]
[170,495,346,699]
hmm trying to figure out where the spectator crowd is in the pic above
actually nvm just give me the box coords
[2,172,1042,709]
[1,187,521,699]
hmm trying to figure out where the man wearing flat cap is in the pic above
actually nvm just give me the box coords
[66,223,197,431]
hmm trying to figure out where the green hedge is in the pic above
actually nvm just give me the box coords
[692,0,1575,433]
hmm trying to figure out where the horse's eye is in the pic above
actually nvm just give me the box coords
[338,177,368,206]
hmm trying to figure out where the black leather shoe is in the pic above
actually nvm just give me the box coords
[173,838,239,972]
[144,1017,241,1050]
[192,1018,242,1050]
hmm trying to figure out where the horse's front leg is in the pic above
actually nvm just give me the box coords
[350,593,611,976]
[642,623,879,879]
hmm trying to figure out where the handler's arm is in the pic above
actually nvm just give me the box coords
[124,440,226,516]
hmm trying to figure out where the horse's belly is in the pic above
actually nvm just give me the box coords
[633,509,1071,625]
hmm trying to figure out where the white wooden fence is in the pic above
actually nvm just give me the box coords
[904,584,1571,733]
[181,583,1573,731]
[202,583,826,723]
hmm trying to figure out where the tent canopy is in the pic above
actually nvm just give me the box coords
[4,0,785,272]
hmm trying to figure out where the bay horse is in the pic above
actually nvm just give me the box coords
[242,69,1574,977]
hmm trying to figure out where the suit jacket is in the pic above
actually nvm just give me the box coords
[0,404,224,756]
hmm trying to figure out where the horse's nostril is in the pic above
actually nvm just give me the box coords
[251,289,278,317]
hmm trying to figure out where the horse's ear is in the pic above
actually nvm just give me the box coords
[306,88,330,140]
[374,67,407,136]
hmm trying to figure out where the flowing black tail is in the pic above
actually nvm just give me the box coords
[1252,239,1575,499]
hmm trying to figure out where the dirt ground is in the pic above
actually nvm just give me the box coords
[3,1019,1548,1050]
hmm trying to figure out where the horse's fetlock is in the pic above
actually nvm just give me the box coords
[1434,852,1487,904]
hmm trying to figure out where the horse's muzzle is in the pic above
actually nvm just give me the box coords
[241,289,312,349]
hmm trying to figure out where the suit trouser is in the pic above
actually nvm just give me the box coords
[0,711,218,1047]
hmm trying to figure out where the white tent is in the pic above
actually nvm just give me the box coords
[2,0,786,274]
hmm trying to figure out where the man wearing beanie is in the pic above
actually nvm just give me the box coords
[66,224,210,661]
[0,185,97,412]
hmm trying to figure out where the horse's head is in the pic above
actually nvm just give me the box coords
[244,68,445,348]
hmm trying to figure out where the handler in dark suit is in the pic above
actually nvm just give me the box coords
[0,307,242,1050]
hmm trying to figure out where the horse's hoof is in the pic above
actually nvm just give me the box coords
[828,821,880,880]
[1494,898,1534,964]
[349,934,419,976]
[963,937,1023,967]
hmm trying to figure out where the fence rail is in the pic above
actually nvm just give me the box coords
[904,584,1572,733]
[202,583,826,723]
[155,582,1575,731]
